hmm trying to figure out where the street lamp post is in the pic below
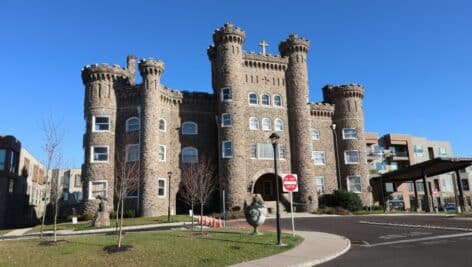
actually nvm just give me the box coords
[167,171,172,223]
[331,124,342,190]
[270,133,282,246]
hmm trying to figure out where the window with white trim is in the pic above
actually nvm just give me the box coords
[93,116,110,132]
[126,144,139,162]
[159,145,166,161]
[249,117,259,130]
[221,87,232,101]
[257,143,274,160]
[342,128,357,139]
[274,118,284,131]
[250,144,257,159]
[158,178,166,197]
[222,141,233,158]
[312,151,326,165]
[89,180,108,199]
[315,176,325,193]
[273,95,282,107]
[182,147,198,163]
[91,146,109,162]
[159,118,166,132]
[126,117,140,132]
[438,147,447,156]
[311,128,320,140]
[221,113,232,127]
[248,93,258,105]
[182,121,198,135]
[262,118,272,131]
[347,175,361,193]
[414,144,424,156]
[344,150,359,164]
[261,94,270,106]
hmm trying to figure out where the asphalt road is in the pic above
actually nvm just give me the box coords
[268,215,472,267]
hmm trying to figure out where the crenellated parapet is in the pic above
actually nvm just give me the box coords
[138,59,164,77]
[279,34,310,56]
[330,84,364,99]
[212,22,246,44]
[81,64,129,84]
[310,102,335,118]
[243,52,288,71]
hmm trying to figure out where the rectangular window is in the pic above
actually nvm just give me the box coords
[222,141,233,158]
[250,144,257,159]
[312,151,326,165]
[278,144,286,160]
[9,151,16,173]
[91,146,109,162]
[414,144,424,156]
[126,144,140,162]
[63,192,69,201]
[257,143,274,160]
[89,180,108,199]
[159,145,166,161]
[221,87,232,101]
[462,179,470,191]
[347,175,361,193]
[0,149,6,170]
[221,113,232,127]
[442,177,453,192]
[158,178,166,196]
[75,174,81,187]
[342,128,357,139]
[407,182,414,193]
[344,150,359,164]
[416,181,424,192]
[93,116,110,132]
[438,147,447,156]
[315,176,325,193]
[385,182,394,192]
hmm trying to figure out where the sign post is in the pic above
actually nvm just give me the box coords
[282,174,298,237]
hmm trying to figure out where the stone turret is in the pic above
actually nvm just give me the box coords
[279,34,318,212]
[81,64,128,213]
[138,59,165,217]
[208,23,247,210]
[330,84,370,204]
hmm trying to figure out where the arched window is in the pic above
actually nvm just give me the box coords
[262,118,272,131]
[182,147,198,163]
[261,94,270,106]
[126,117,140,132]
[182,121,198,135]
[273,95,282,107]
[249,117,259,130]
[159,118,166,132]
[274,118,284,131]
[248,93,258,105]
[311,128,320,140]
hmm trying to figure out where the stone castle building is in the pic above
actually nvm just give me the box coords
[81,23,370,216]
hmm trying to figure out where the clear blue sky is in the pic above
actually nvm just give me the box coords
[1,0,471,167]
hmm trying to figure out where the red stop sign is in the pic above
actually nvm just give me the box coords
[282,174,298,192]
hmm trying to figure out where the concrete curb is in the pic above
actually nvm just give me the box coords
[311,236,351,266]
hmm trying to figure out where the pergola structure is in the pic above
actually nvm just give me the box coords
[371,157,472,212]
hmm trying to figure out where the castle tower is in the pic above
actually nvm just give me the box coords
[81,64,127,213]
[279,34,318,212]
[208,23,248,210]
[138,59,165,217]
[330,84,370,204]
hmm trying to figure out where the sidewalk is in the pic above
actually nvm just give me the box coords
[230,231,350,267]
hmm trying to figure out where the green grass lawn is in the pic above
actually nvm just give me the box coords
[0,229,302,266]
[0,229,11,235]
[27,215,192,234]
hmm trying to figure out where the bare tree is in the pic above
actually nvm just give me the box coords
[114,140,139,248]
[39,115,64,239]
[180,156,216,234]
[50,154,65,243]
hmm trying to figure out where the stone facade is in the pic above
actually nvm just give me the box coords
[81,23,370,216]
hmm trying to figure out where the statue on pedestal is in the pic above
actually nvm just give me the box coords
[244,194,268,235]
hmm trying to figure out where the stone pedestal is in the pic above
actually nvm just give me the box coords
[93,211,110,227]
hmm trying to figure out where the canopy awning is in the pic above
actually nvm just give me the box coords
[371,157,472,183]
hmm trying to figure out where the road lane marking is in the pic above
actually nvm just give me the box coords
[359,220,472,232]
[362,232,472,247]
[379,232,432,240]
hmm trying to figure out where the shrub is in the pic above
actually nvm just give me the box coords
[316,206,351,215]
[79,212,94,221]
[124,209,136,218]
[109,210,117,219]
[333,190,363,212]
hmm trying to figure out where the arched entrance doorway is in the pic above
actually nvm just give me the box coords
[253,173,282,202]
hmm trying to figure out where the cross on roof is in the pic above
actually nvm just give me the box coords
[259,40,269,55]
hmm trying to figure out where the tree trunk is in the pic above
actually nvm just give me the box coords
[191,202,194,230]
[53,198,59,242]
[118,191,124,248]
[200,201,204,235]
